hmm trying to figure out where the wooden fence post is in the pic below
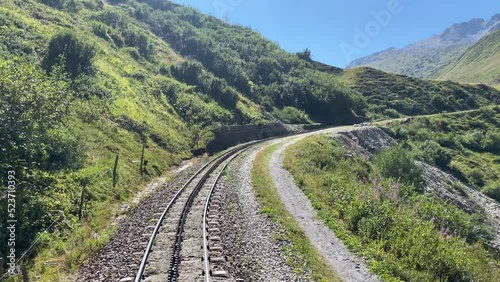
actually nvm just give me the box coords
[140,143,145,177]
[112,154,119,188]
[21,265,29,282]
[78,183,87,221]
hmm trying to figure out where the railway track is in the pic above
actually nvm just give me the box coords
[133,142,257,282]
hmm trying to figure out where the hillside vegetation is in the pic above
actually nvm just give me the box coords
[338,67,499,119]
[436,30,500,87]
[0,0,365,278]
[0,0,498,279]
[285,135,500,281]
[384,106,500,201]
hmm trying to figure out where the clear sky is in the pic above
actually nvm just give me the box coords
[171,0,499,67]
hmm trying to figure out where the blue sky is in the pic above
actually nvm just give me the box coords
[172,0,499,67]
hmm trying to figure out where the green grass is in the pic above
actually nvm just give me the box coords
[436,30,500,87]
[252,144,340,282]
[283,136,500,281]
[384,106,500,193]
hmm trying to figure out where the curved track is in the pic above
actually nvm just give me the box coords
[134,142,256,282]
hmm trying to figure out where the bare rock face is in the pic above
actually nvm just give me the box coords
[420,161,500,250]
[338,126,396,154]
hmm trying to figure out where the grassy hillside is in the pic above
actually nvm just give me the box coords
[436,30,500,86]
[0,0,365,279]
[383,106,500,200]
[338,67,500,119]
[0,0,497,279]
[285,135,500,281]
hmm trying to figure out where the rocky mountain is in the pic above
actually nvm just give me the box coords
[346,14,500,78]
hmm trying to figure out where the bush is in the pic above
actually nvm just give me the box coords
[91,21,111,41]
[467,168,486,187]
[42,31,96,78]
[0,60,75,261]
[374,145,424,191]
[482,130,500,154]
[419,140,452,167]
[0,60,72,170]
[482,181,500,202]
[39,0,64,9]
[122,28,155,60]
[382,108,401,118]
[461,130,484,151]
[272,106,313,124]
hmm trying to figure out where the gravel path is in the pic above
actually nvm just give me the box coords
[218,146,306,282]
[268,138,381,282]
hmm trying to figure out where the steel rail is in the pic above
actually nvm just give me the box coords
[135,141,258,282]
[134,149,235,282]
[202,147,250,282]
[166,142,258,281]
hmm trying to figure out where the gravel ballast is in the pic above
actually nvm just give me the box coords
[218,147,306,282]
[76,160,206,282]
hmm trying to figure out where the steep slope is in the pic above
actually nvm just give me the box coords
[338,67,500,119]
[0,0,365,279]
[347,14,500,78]
[435,30,500,86]
[0,0,498,279]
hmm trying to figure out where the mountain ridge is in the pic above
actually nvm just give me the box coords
[346,13,500,78]
[435,29,500,86]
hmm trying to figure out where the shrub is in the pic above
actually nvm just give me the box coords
[91,21,111,41]
[482,130,500,154]
[419,140,452,167]
[382,108,401,118]
[461,130,484,151]
[467,168,486,187]
[122,28,155,60]
[42,31,96,78]
[374,145,424,191]
[39,0,64,9]
[482,181,500,202]
[272,106,313,124]
[0,60,72,170]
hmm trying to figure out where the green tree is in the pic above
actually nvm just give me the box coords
[296,48,312,61]
[0,60,72,170]
[0,60,72,261]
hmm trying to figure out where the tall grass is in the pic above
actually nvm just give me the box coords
[284,136,500,281]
